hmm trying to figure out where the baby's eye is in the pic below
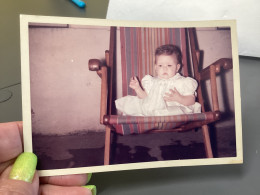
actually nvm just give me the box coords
[168,65,172,67]
[158,65,162,67]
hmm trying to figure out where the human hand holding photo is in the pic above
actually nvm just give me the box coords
[0,122,95,195]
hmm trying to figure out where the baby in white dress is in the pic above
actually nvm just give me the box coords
[115,44,201,116]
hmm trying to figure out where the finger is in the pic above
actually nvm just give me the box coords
[0,122,23,163]
[169,89,175,93]
[8,153,37,183]
[163,97,170,101]
[40,173,92,186]
[164,92,171,97]
[129,83,135,88]
[0,158,16,175]
[0,171,39,195]
[172,88,180,94]
[39,184,93,195]
[0,153,39,195]
[0,122,23,175]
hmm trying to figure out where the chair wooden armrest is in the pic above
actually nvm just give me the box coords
[198,58,232,112]
[200,58,233,80]
[88,59,108,124]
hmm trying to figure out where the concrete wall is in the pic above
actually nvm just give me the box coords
[196,27,234,116]
[29,24,110,135]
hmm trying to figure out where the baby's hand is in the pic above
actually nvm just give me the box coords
[129,76,141,90]
[164,88,182,102]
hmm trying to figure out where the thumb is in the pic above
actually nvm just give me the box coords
[0,152,39,195]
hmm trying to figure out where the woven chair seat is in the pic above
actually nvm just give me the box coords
[104,112,219,135]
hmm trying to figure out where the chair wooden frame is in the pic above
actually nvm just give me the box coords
[89,27,233,165]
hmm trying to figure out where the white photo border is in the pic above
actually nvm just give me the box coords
[20,15,243,177]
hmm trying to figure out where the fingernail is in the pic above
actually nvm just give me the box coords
[83,185,97,195]
[87,173,92,183]
[9,152,37,183]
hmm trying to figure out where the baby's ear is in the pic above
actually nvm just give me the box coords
[177,64,181,71]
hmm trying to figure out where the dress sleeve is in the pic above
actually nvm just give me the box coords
[181,77,198,96]
[141,75,153,94]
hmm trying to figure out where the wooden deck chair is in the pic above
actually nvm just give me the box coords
[89,26,233,165]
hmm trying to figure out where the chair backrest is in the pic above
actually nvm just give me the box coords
[120,27,188,96]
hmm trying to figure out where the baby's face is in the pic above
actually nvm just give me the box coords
[155,54,180,79]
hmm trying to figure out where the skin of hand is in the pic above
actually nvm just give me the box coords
[129,76,141,90]
[129,76,147,99]
[0,121,94,195]
[164,88,195,106]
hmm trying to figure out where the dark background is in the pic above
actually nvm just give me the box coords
[0,1,259,194]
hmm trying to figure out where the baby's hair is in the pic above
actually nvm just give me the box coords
[155,44,182,65]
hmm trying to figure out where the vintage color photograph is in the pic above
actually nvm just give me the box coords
[20,15,242,176]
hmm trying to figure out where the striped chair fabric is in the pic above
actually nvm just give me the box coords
[120,27,188,96]
[109,27,206,135]
[107,112,216,135]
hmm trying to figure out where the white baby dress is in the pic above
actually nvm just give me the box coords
[115,73,201,116]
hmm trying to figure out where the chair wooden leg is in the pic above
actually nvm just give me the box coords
[104,126,111,165]
[202,125,213,158]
